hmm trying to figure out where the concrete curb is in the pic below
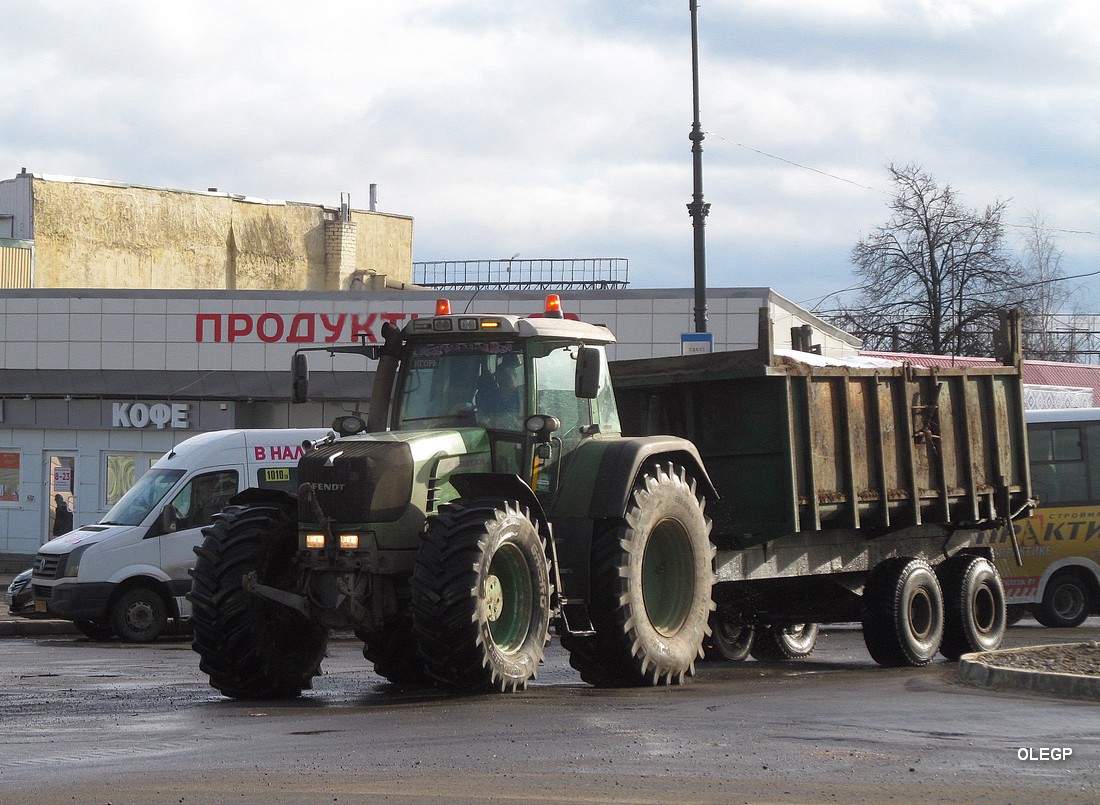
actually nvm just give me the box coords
[957,644,1100,702]
[0,617,80,638]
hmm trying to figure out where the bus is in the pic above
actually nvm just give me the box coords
[997,408,1100,627]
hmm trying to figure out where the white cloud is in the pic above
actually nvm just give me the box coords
[1,0,1097,306]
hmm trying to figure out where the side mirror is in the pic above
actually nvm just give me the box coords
[292,353,309,404]
[575,346,603,399]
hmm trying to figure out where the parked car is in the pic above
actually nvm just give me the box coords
[5,568,34,615]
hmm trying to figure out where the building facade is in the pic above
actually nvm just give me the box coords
[0,286,857,561]
[0,170,415,292]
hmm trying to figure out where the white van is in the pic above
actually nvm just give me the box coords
[31,428,333,642]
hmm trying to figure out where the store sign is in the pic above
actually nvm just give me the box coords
[194,311,417,344]
[111,402,191,430]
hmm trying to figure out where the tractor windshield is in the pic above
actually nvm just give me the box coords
[395,341,527,432]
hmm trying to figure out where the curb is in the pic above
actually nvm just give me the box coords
[957,644,1100,702]
[0,618,80,638]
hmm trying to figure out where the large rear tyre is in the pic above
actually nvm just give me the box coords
[189,503,329,699]
[749,623,819,661]
[1035,570,1091,628]
[861,557,944,667]
[561,461,715,687]
[411,500,550,693]
[937,554,1006,659]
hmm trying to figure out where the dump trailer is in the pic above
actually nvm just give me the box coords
[189,299,1031,699]
[611,309,1032,664]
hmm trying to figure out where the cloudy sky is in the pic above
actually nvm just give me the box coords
[3,1,1098,311]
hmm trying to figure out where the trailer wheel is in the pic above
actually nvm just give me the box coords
[861,557,944,667]
[1035,570,1091,628]
[750,623,819,661]
[704,610,754,662]
[411,500,550,693]
[189,503,329,699]
[562,461,715,686]
[75,619,115,641]
[109,586,167,643]
[937,555,1006,659]
[359,617,428,686]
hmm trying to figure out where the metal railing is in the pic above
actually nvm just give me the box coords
[413,258,628,291]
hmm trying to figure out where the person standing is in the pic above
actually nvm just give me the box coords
[53,494,73,536]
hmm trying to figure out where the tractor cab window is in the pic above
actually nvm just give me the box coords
[396,341,527,432]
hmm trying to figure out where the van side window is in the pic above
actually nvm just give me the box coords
[1028,426,1088,506]
[168,470,239,531]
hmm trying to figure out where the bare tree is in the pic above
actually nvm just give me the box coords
[830,164,1015,355]
[1017,211,1074,360]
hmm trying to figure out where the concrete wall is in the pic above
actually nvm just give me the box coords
[23,176,413,291]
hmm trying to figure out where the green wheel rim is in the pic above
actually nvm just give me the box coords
[486,542,533,653]
[642,518,695,637]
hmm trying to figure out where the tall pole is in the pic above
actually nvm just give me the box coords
[688,0,710,333]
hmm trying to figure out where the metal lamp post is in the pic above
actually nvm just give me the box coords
[688,0,710,334]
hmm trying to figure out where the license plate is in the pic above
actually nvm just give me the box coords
[35,600,48,613]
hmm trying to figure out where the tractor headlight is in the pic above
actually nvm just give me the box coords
[305,533,325,550]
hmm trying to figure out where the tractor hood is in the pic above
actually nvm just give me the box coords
[298,428,492,527]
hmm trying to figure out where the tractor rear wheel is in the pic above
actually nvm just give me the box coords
[411,500,551,693]
[190,503,329,699]
[561,461,715,686]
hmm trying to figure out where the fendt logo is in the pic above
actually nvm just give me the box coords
[311,483,346,492]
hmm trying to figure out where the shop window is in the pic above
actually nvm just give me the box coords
[0,450,20,502]
[104,453,163,508]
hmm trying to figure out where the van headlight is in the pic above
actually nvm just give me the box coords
[64,544,92,578]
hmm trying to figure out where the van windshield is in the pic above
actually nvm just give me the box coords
[101,469,186,526]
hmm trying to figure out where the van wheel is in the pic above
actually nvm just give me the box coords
[109,587,167,642]
[75,619,115,641]
[1035,570,1091,628]
[190,503,329,699]
[561,462,715,687]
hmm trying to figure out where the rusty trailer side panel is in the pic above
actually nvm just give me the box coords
[610,349,1031,550]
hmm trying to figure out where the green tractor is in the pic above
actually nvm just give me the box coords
[190,297,716,697]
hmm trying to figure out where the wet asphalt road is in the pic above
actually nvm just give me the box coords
[0,621,1097,805]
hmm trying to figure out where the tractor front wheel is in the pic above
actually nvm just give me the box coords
[411,500,551,693]
[189,503,329,699]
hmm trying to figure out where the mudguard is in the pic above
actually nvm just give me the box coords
[546,435,717,634]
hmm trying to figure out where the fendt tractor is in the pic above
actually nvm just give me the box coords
[189,297,1032,698]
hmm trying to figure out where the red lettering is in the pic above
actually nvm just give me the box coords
[227,314,253,341]
[196,314,221,342]
[288,314,315,343]
[320,314,346,343]
[350,313,378,342]
[254,446,266,461]
[256,313,285,343]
